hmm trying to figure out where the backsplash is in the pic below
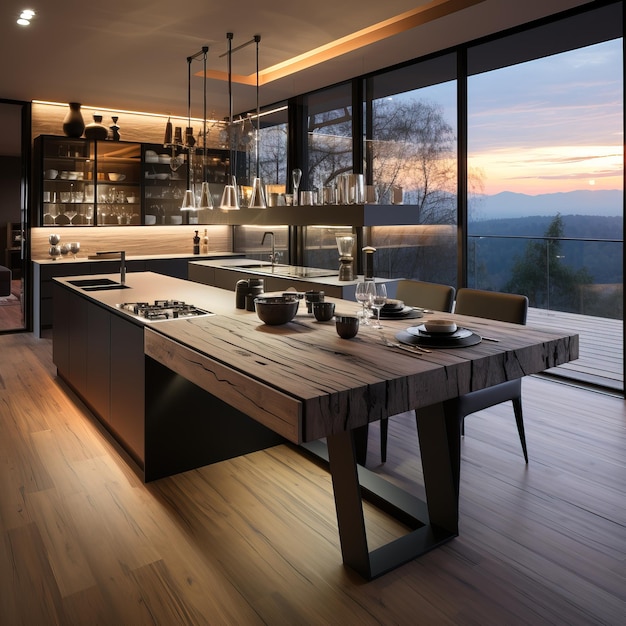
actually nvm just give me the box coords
[30,225,232,260]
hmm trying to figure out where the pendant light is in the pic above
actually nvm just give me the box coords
[197,46,213,210]
[248,35,266,209]
[181,46,212,211]
[220,32,240,210]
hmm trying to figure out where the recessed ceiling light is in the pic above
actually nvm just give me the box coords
[17,8,35,26]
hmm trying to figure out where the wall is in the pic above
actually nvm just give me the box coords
[31,225,232,260]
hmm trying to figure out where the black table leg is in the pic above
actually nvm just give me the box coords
[313,401,459,580]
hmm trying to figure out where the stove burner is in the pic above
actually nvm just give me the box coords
[117,300,212,321]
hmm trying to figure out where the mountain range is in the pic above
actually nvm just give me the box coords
[470,189,623,220]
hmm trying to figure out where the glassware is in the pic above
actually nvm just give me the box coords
[69,242,80,259]
[355,281,375,325]
[370,283,388,329]
[292,168,302,206]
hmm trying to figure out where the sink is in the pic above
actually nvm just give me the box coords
[231,264,338,278]
[82,284,131,291]
[68,278,130,291]
[69,278,121,287]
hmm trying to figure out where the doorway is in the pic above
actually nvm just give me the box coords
[0,100,30,333]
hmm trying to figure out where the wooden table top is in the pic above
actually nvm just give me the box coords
[145,297,579,445]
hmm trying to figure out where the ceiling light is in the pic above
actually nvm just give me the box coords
[17,9,35,26]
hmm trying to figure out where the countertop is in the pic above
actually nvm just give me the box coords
[34,252,244,266]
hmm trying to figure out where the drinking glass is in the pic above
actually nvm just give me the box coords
[355,281,375,325]
[69,242,80,259]
[292,168,302,206]
[370,283,388,329]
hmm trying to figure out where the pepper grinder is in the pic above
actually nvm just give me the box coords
[362,246,377,280]
[336,235,355,281]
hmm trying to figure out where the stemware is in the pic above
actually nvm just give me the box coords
[69,242,80,259]
[355,281,375,325]
[370,283,388,329]
[292,168,302,206]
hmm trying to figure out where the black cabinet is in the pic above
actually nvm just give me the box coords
[35,136,142,227]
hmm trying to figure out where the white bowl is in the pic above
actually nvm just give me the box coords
[158,154,170,164]
[424,319,457,334]
[155,173,169,180]
[145,214,157,225]
[145,155,159,163]
[108,173,126,182]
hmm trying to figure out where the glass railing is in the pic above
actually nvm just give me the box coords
[469,234,623,390]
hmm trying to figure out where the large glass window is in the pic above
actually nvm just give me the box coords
[467,3,623,389]
[367,54,458,285]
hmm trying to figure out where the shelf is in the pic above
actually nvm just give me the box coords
[200,204,419,227]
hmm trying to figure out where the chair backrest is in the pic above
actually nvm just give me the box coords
[454,288,528,325]
[395,279,455,313]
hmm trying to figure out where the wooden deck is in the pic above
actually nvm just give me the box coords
[528,307,623,390]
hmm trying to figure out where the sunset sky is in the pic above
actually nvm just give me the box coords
[421,38,623,197]
[467,39,623,196]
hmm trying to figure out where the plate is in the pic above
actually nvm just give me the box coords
[379,306,423,320]
[397,327,482,348]
[409,323,460,336]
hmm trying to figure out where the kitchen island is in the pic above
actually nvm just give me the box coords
[53,271,578,579]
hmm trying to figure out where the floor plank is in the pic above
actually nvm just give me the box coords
[0,332,624,625]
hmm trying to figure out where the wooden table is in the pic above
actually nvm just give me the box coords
[144,301,578,579]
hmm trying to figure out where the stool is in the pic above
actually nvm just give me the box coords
[0,265,11,297]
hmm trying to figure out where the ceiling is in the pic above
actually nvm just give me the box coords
[0,0,592,153]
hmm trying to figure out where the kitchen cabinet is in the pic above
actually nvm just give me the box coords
[34,135,142,227]
[53,282,144,466]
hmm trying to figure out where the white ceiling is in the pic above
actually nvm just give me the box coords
[0,0,592,154]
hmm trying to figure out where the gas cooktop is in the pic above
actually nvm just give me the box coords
[116,300,214,322]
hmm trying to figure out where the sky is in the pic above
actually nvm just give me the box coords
[421,39,623,197]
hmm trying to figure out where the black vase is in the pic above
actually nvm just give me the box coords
[62,102,85,138]
[85,115,109,140]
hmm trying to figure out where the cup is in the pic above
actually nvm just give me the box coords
[335,315,359,339]
[300,190,315,205]
[305,290,325,313]
[284,193,294,206]
[313,301,335,322]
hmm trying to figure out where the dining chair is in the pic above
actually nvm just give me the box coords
[451,287,530,462]
[379,279,455,462]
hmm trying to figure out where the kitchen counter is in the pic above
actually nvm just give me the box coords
[189,258,400,300]
[53,271,578,579]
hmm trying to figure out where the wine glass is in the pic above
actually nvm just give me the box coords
[292,168,302,206]
[69,242,80,259]
[355,281,375,325]
[370,283,388,329]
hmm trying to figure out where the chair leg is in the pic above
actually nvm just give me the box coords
[380,417,388,463]
[512,397,528,463]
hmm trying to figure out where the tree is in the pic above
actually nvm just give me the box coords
[505,214,593,312]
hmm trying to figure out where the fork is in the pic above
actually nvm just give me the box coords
[379,332,430,354]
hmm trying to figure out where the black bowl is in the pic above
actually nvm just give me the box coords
[254,296,299,325]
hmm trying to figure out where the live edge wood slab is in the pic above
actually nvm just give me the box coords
[144,310,578,444]
[145,304,578,579]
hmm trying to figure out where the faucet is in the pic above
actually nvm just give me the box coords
[95,250,126,285]
[261,231,277,265]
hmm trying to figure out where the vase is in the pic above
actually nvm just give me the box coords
[110,116,120,141]
[85,115,109,140]
[62,102,85,138]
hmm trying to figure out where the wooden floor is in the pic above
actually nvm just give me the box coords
[0,332,625,625]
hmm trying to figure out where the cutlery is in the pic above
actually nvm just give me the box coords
[379,334,431,354]
[481,336,500,342]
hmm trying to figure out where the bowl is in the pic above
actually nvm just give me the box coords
[335,315,359,339]
[423,319,457,334]
[108,173,126,182]
[313,301,335,322]
[44,169,58,180]
[155,173,170,180]
[254,296,299,325]
[158,154,170,164]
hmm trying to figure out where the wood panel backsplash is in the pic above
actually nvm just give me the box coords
[31,226,232,260]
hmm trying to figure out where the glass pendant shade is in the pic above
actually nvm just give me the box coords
[197,182,213,210]
[180,189,196,211]
[249,177,266,209]
[220,176,240,211]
